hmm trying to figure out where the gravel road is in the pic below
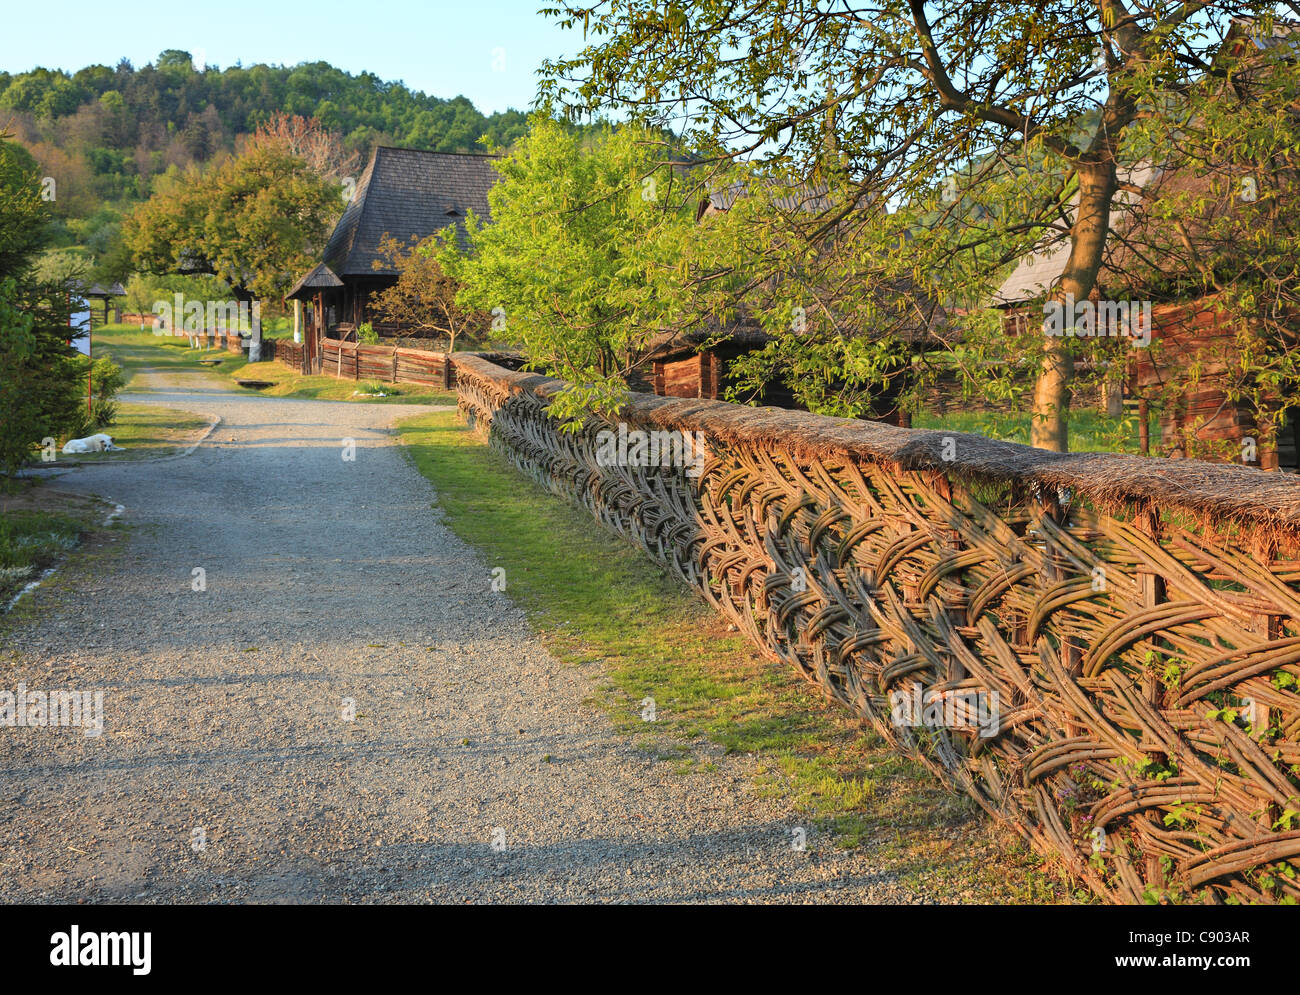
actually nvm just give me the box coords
[1,363,923,903]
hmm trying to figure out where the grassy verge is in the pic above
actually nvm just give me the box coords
[93,325,457,405]
[0,483,108,606]
[398,409,1078,903]
[914,407,1158,454]
[55,402,211,463]
[89,325,197,386]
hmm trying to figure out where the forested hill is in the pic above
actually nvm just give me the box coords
[0,50,530,217]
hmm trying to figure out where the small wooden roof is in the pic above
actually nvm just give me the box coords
[286,263,344,301]
[71,280,125,299]
[84,281,125,298]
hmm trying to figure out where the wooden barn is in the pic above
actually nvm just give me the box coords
[992,16,1300,468]
[992,161,1300,468]
[290,146,498,347]
[645,181,948,425]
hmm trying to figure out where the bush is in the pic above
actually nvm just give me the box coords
[67,355,126,437]
[0,137,92,474]
[357,321,379,344]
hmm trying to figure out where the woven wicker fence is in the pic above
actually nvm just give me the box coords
[453,353,1300,904]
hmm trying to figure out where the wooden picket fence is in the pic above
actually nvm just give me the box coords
[274,338,303,369]
[454,351,1300,905]
[293,337,457,389]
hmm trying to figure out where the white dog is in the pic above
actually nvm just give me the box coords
[61,433,123,454]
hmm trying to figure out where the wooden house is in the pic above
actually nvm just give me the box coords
[289,146,498,350]
[992,65,1300,468]
[647,182,949,425]
[989,181,1300,469]
[989,17,1300,468]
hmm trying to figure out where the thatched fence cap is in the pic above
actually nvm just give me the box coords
[454,354,1300,539]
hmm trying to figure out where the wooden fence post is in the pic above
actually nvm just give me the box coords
[1135,506,1168,889]
[1037,491,1086,740]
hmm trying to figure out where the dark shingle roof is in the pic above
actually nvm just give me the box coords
[699,177,835,219]
[323,147,499,278]
[72,280,126,298]
[286,262,344,300]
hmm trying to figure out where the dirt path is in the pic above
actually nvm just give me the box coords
[1,365,923,903]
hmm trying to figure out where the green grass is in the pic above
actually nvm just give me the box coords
[0,508,83,603]
[92,325,457,405]
[913,407,1158,454]
[55,402,211,463]
[397,409,1076,903]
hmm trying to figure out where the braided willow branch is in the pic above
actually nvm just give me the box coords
[454,354,1300,904]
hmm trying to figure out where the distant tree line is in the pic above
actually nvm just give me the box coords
[0,51,531,260]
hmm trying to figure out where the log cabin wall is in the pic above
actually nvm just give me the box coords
[654,353,709,398]
[652,342,908,425]
[1132,299,1295,470]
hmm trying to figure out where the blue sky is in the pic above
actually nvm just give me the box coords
[0,0,583,115]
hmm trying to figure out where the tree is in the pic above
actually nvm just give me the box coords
[0,139,47,274]
[447,116,698,422]
[540,1,1291,451]
[369,233,489,352]
[244,112,361,183]
[0,137,82,474]
[155,50,196,73]
[122,139,339,305]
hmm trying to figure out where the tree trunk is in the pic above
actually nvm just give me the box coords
[248,300,263,363]
[1030,162,1118,452]
[1031,337,1073,451]
[1102,376,1124,417]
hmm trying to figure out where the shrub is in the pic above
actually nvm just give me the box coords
[68,355,126,437]
[0,137,85,474]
